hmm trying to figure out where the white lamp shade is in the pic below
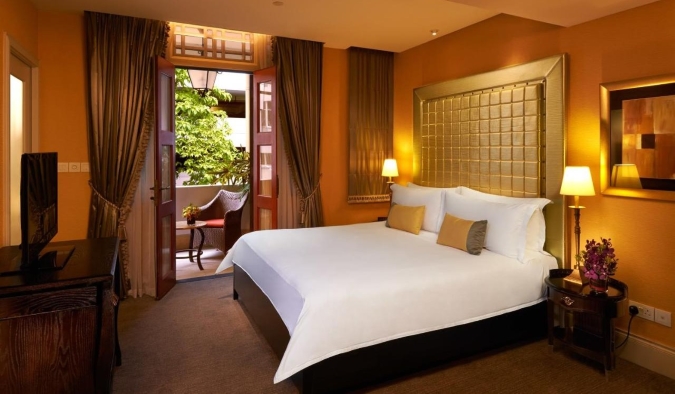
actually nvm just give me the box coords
[188,69,217,91]
[611,164,642,189]
[560,166,595,196]
[381,159,399,177]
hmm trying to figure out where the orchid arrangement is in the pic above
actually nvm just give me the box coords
[580,237,618,281]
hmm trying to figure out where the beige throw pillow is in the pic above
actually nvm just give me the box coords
[436,213,487,255]
[386,204,425,235]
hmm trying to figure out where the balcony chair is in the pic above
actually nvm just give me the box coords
[195,189,248,254]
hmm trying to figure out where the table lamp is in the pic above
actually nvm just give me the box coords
[559,166,595,285]
[611,164,642,189]
[382,159,399,196]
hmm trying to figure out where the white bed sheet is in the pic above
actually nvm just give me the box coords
[217,221,557,383]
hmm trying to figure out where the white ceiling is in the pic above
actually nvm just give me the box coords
[30,0,660,52]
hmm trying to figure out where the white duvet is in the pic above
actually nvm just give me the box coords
[217,221,557,383]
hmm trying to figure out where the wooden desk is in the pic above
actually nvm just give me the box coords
[0,237,119,394]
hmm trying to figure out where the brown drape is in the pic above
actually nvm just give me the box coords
[347,47,394,203]
[273,37,324,227]
[85,12,168,296]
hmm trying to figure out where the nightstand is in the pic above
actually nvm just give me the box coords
[545,269,628,374]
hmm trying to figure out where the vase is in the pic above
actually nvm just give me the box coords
[187,218,196,225]
[589,278,608,294]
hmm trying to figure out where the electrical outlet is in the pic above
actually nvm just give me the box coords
[80,162,90,172]
[655,309,672,327]
[629,301,655,321]
[57,162,69,173]
[68,162,81,172]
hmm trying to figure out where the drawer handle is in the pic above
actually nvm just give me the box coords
[562,296,574,306]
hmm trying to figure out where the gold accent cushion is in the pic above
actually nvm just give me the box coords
[436,213,487,255]
[385,204,425,235]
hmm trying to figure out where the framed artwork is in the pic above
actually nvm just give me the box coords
[600,74,675,201]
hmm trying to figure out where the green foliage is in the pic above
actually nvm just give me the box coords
[213,149,251,194]
[175,68,238,185]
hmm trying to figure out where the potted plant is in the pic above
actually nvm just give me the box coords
[581,237,618,293]
[182,203,201,225]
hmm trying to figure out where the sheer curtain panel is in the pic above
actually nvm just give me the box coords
[347,47,394,203]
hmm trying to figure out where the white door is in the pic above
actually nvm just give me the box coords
[8,53,34,245]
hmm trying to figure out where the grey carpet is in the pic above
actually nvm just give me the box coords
[113,276,675,394]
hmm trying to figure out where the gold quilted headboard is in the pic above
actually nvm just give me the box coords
[413,55,567,267]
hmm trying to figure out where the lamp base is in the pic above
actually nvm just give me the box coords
[563,268,589,285]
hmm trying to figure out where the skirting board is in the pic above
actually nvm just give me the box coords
[615,329,675,380]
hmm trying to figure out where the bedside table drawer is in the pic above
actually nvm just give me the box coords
[548,287,604,314]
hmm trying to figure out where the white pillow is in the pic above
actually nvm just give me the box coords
[391,184,444,233]
[443,192,537,262]
[407,182,459,195]
[457,186,551,209]
[457,186,551,252]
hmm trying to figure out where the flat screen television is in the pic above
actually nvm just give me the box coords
[0,152,74,275]
[20,152,59,268]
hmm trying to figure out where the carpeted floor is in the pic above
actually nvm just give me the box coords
[113,276,675,394]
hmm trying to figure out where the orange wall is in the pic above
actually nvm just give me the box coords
[320,47,390,225]
[37,12,89,241]
[0,0,38,243]
[395,1,675,348]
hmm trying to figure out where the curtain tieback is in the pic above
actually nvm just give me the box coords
[88,181,127,240]
[299,175,322,225]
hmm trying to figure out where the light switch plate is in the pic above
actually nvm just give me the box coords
[58,162,69,173]
[655,309,672,327]
[80,162,90,172]
[68,162,81,172]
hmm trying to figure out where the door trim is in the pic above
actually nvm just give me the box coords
[2,33,39,245]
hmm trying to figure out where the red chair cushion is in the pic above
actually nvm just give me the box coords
[204,219,225,228]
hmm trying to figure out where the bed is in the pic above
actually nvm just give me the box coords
[218,54,568,393]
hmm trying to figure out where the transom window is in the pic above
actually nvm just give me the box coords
[171,23,254,63]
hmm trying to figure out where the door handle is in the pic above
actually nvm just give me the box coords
[149,182,171,202]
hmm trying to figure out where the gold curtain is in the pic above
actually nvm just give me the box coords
[84,12,168,296]
[348,47,394,203]
[273,37,324,227]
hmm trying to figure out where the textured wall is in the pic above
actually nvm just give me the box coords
[37,12,89,241]
[394,1,675,348]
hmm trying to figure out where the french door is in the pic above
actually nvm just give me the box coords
[252,67,277,230]
[154,56,177,300]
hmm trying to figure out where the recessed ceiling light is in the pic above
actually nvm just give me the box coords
[273,1,284,5]
[430,30,438,36]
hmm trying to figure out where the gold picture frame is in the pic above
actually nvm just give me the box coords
[600,74,675,201]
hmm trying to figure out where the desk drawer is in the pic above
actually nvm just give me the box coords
[548,287,603,314]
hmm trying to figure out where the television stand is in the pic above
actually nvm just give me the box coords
[0,237,119,393]
[0,244,74,276]
[35,244,75,270]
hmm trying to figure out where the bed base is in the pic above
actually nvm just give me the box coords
[234,264,547,393]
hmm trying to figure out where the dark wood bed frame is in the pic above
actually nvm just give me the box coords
[233,264,547,393]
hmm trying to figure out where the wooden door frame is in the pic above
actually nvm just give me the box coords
[2,33,39,246]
